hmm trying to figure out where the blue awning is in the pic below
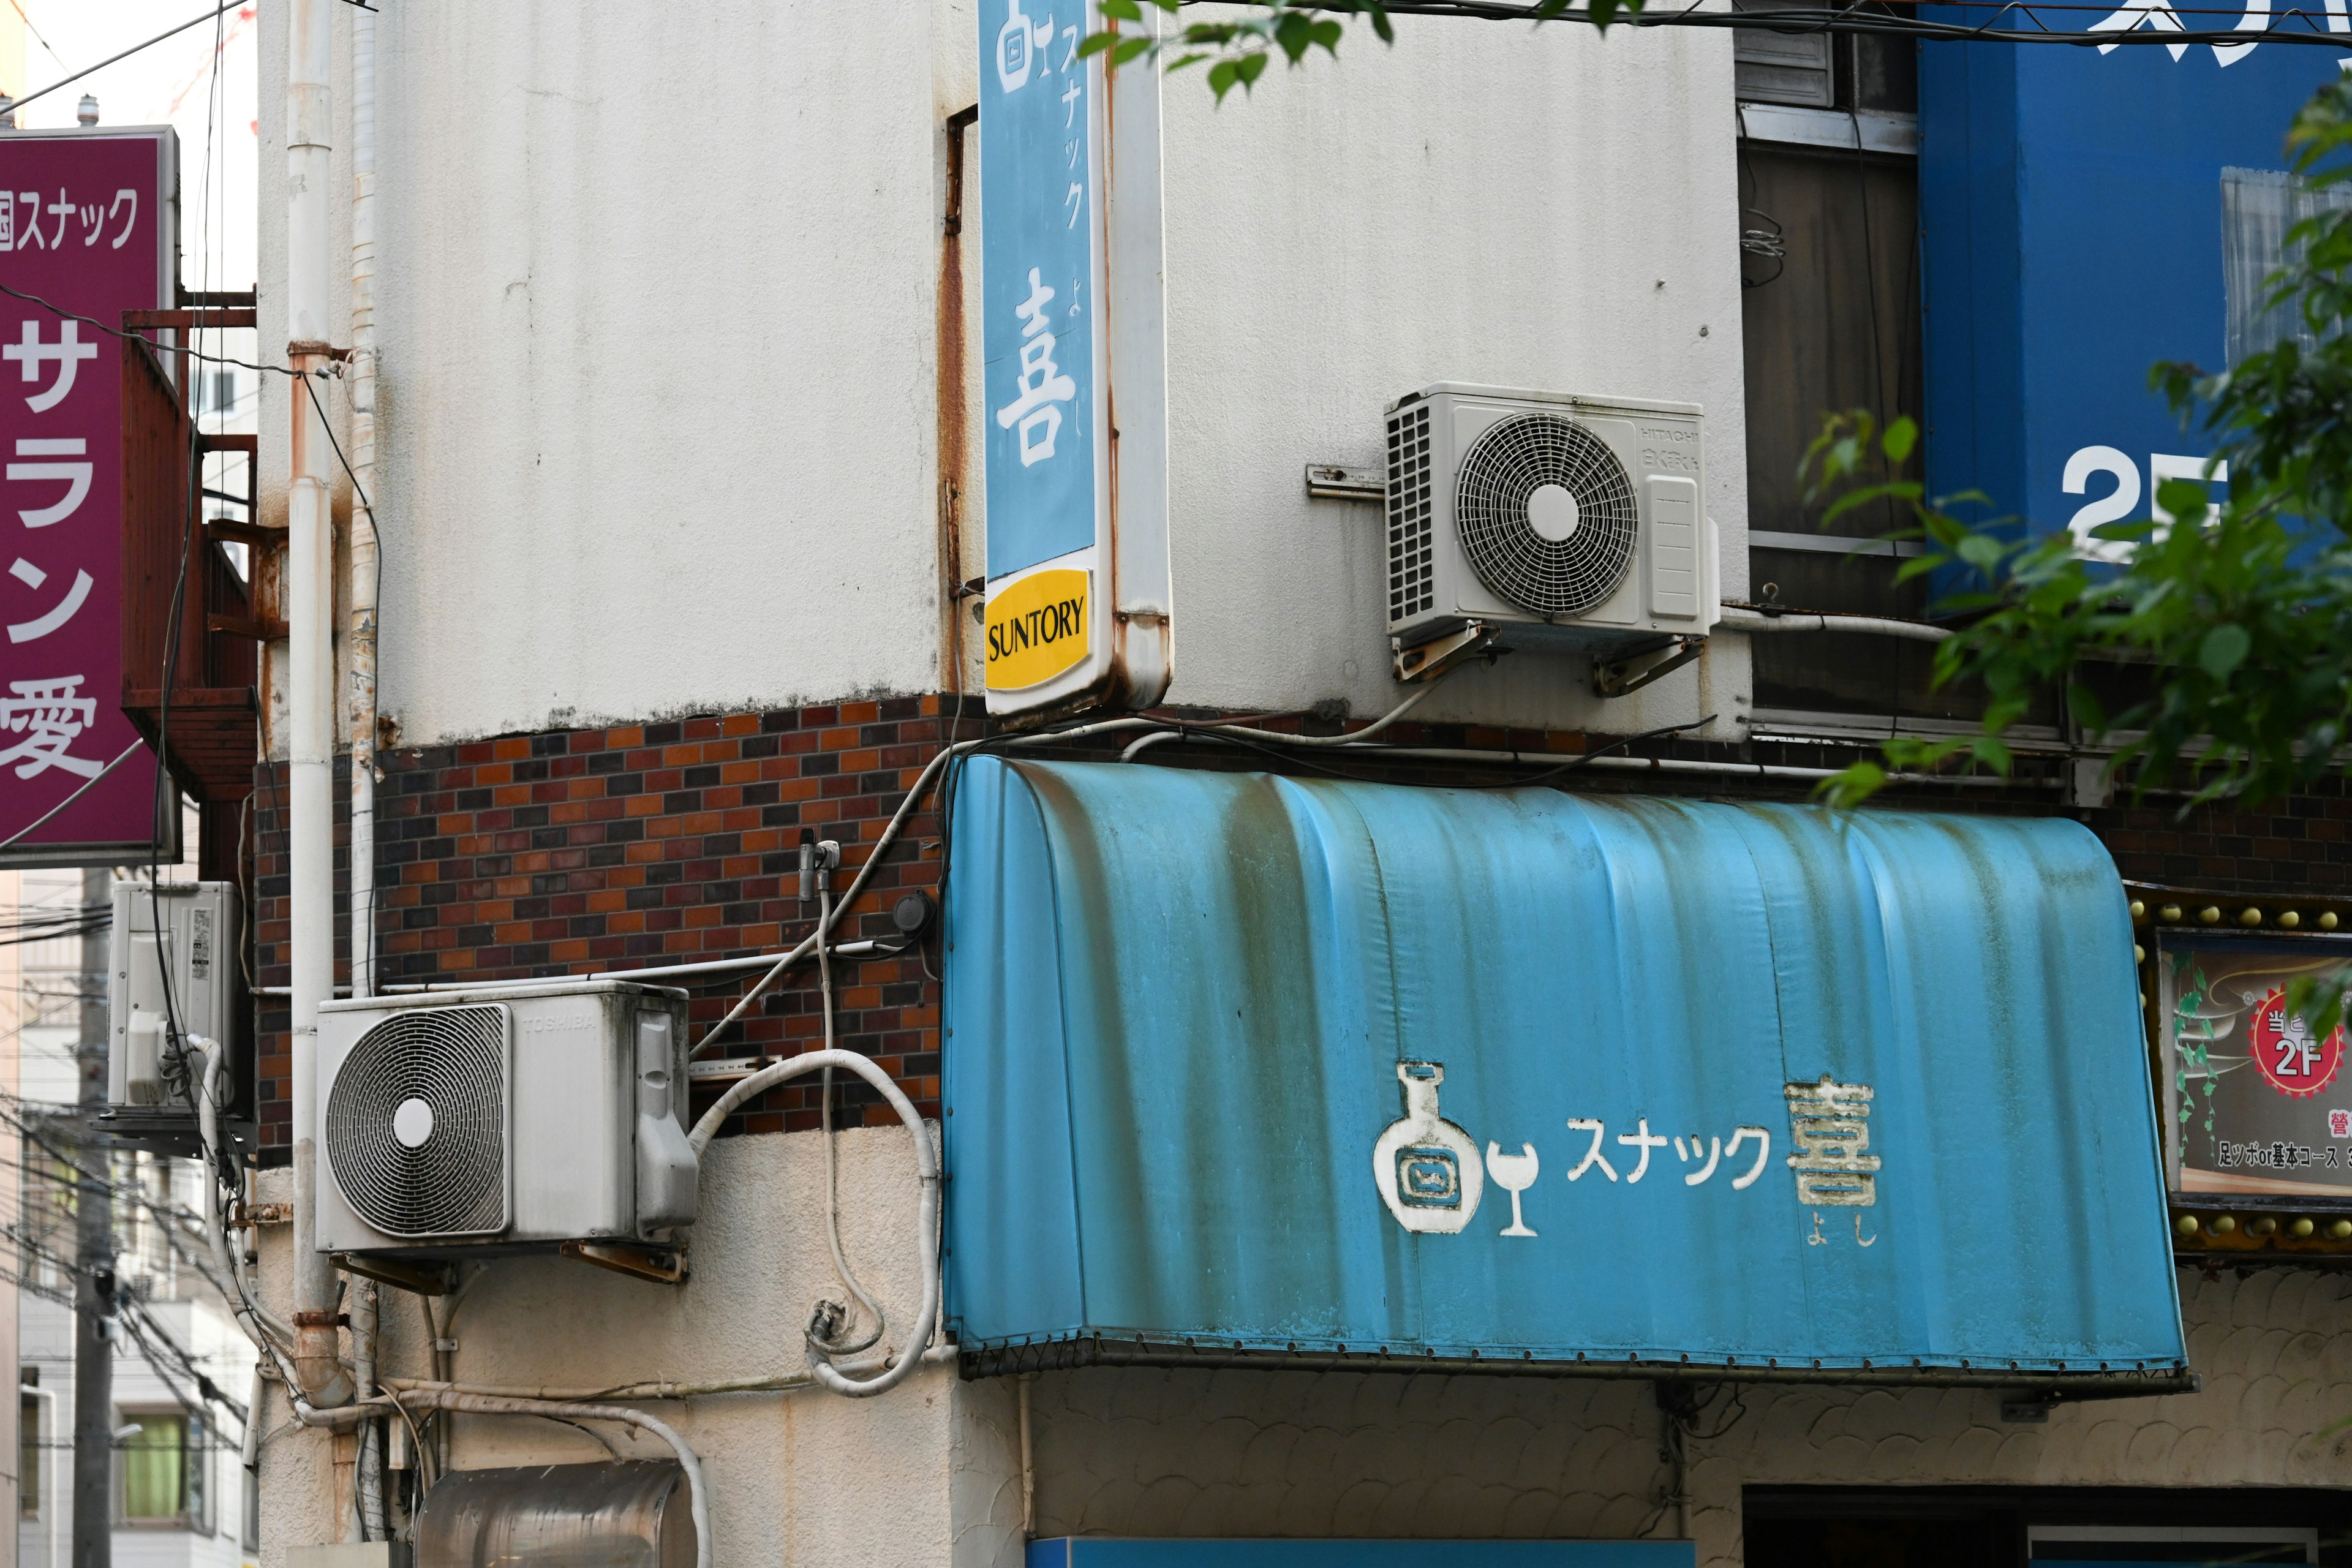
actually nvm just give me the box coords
[943,758,2186,1382]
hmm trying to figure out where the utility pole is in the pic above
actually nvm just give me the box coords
[71,867,110,1568]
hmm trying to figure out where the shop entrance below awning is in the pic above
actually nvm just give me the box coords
[943,759,2190,1398]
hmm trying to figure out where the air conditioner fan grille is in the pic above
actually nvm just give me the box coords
[325,1005,508,1238]
[1455,412,1639,616]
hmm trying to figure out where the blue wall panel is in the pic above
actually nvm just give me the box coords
[1920,23,2344,546]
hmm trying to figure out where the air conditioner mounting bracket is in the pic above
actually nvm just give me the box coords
[1392,621,1502,684]
[1593,635,1706,700]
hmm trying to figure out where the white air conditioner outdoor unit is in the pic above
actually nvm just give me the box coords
[315,980,698,1262]
[1384,383,1717,657]
[108,880,244,1109]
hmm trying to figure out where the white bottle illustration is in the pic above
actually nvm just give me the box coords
[1372,1061,1483,1234]
[995,0,1051,94]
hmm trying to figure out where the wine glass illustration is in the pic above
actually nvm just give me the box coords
[1485,1142,1540,1237]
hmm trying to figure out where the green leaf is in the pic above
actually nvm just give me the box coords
[1111,36,1153,65]
[2198,622,2252,680]
[2156,476,2214,528]
[1882,415,1918,465]
[1077,31,1118,58]
[1098,0,1142,18]
[1206,58,1240,98]
[1955,533,2007,573]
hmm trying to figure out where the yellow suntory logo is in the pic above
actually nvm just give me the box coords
[985,569,1090,690]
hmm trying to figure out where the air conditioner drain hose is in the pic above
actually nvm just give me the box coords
[688,1047,940,1399]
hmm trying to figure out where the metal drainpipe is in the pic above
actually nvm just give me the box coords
[346,4,383,1530]
[287,0,353,1410]
[348,0,378,1005]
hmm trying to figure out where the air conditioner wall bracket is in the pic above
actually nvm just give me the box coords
[1593,635,1706,699]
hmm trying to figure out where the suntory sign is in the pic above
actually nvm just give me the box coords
[984,568,1089,691]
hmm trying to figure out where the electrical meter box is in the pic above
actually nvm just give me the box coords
[106,880,246,1112]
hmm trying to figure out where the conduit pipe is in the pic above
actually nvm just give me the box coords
[284,0,350,1408]
[347,0,379,1000]
[1717,604,1953,643]
[689,1049,940,1398]
[345,6,387,1528]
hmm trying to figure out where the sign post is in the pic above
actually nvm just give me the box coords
[0,127,174,864]
[978,0,1170,718]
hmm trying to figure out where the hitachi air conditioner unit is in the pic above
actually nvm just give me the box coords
[315,981,698,1264]
[1384,383,1717,657]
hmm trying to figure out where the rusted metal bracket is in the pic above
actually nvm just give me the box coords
[206,612,289,641]
[1593,635,1706,699]
[1303,464,1386,502]
[1393,620,1500,683]
[334,1253,458,1297]
[562,1240,690,1286]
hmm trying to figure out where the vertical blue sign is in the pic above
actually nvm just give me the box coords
[1920,17,2347,554]
[980,0,1103,582]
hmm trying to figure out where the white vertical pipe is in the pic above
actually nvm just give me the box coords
[348,0,377,1005]
[346,14,383,1534]
[286,0,351,1407]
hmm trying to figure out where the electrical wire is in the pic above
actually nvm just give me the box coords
[0,2,243,124]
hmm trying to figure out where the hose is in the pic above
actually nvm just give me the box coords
[689,1049,939,1398]
[813,884,884,1357]
[1717,604,1952,643]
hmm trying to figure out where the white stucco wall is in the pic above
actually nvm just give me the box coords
[1149,12,1751,739]
[259,4,1752,748]
[256,1126,963,1568]
[258,2,967,747]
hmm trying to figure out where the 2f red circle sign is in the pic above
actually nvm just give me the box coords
[2251,987,2346,1099]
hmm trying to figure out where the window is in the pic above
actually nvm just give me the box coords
[2221,167,2352,368]
[116,1411,209,1532]
[18,1392,36,1518]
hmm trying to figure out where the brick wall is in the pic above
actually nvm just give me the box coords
[251,695,978,1158]
[249,696,2352,1159]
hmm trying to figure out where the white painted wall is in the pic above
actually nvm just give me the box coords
[1148,12,1751,737]
[260,4,1751,748]
[255,1126,961,1568]
[257,2,962,748]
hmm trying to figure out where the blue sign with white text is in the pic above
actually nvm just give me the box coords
[1920,15,2347,556]
[980,0,1101,581]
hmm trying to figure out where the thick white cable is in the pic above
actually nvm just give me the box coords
[1717,605,1952,643]
[814,885,884,1355]
[688,1049,938,1398]
[194,1039,295,1349]
[1120,730,1182,763]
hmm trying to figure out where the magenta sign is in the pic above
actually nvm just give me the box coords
[0,129,173,862]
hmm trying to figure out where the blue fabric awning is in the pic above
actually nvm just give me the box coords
[943,758,2186,1382]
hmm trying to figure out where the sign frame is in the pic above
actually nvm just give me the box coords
[2155,928,2352,1209]
[977,0,1171,720]
[0,124,179,867]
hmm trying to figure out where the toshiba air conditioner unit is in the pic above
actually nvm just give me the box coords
[1384,383,1717,656]
[315,980,698,1264]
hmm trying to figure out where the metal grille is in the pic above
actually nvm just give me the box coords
[1386,403,1434,622]
[326,1005,509,1238]
[1455,413,1638,616]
